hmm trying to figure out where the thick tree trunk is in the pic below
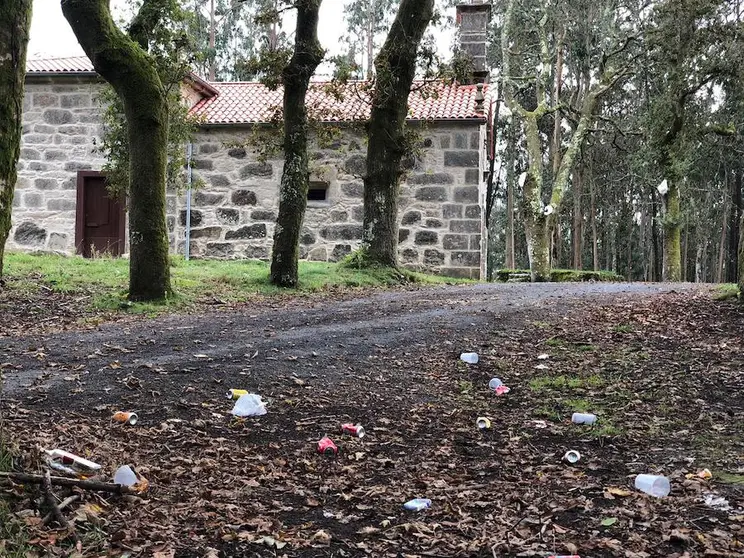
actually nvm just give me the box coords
[361,0,434,267]
[662,180,681,281]
[590,171,598,271]
[270,0,324,288]
[572,165,583,269]
[0,0,32,279]
[62,0,171,301]
[739,210,744,296]
[716,197,729,283]
[521,172,550,281]
[505,125,516,269]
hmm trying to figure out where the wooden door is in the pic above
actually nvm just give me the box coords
[75,172,125,257]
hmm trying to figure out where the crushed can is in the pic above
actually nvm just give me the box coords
[112,411,138,425]
[45,449,102,475]
[317,436,338,456]
[226,389,249,400]
[340,423,365,438]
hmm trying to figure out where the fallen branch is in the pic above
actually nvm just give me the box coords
[43,470,79,544]
[0,471,135,493]
[43,494,80,526]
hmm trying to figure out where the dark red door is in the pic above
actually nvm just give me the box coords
[75,172,125,257]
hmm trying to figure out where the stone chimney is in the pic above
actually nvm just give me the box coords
[456,1,492,84]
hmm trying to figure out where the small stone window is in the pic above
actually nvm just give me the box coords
[307,181,329,203]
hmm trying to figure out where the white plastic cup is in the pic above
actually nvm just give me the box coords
[460,352,479,364]
[488,377,503,390]
[571,412,597,425]
[114,465,138,487]
[634,474,670,497]
[563,450,581,464]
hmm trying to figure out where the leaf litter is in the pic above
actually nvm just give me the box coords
[0,289,743,557]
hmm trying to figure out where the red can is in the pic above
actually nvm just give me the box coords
[317,436,338,455]
[340,423,365,438]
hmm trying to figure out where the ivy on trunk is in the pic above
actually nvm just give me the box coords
[61,0,172,301]
[361,0,435,268]
[0,0,32,280]
[269,0,324,288]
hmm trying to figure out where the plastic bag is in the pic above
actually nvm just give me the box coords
[231,393,267,417]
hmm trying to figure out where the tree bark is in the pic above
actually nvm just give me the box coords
[269,0,324,287]
[361,0,434,267]
[662,180,681,281]
[717,195,729,283]
[572,164,583,269]
[505,125,516,270]
[727,169,741,283]
[62,0,172,301]
[0,0,32,279]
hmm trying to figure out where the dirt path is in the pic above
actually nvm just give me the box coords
[0,282,697,406]
[3,282,744,558]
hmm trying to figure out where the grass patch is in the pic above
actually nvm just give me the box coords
[529,374,605,392]
[4,252,467,314]
[613,324,634,333]
[0,440,31,558]
[713,284,739,301]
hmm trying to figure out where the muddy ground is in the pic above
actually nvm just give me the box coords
[1,282,744,558]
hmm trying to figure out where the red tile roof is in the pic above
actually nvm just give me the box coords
[190,81,488,124]
[26,57,488,123]
[26,56,95,73]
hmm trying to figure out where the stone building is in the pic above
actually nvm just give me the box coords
[10,2,492,279]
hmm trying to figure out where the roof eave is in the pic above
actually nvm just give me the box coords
[26,71,98,78]
[198,116,487,127]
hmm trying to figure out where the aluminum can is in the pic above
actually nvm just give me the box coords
[227,389,248,400]
[112,411,138,425]
[317,436,338,455]
[340,423,365,438]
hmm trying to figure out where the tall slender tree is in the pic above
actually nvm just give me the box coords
[0,0,33,280]
[341,0,398,80]
[361,0,435,267]
[269,0,324,287]
[61,0,172,301]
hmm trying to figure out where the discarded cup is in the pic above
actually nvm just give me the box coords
[45,449,102,475]
[231,393,267,417]
[476,417,491,429]
[494,385,510,396]
[403,498,432,511]
[226,389,248,400]
[113,465,138,487]
[488,377,503,390]
[112,411,138,425]
[634,474,670,497]
[317,436,338,455]
[571,412,597,425]
[340,423,365,438]
[460,352,479,364]
[563,450,581,464]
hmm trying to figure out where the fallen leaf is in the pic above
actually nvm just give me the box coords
[601,517,618,527]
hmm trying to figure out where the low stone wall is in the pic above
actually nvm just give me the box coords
[181,121,484,278]
[9,78,106,254]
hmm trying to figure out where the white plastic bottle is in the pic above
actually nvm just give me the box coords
[460,352,479,364]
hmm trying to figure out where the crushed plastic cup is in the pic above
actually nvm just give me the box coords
[114,465,138,487]
[403,498,431,511]
[571,412,597,425]
[563,450,581,464]
[488,377,503,390]
[231,393,267,417]
[476,417,491,429]
[460,352,479,364]
[634,474,670,497]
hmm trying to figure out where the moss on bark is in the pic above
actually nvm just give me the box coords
[61,0,171,301]
[663,180,682,282]
[269,0,324,288]
[0,0,32,279]
[361,0,435,268]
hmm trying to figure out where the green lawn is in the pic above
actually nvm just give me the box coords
[3,252,467,313]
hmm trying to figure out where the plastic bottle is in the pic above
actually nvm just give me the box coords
[460,352,479,364]
[403,498,432,511]
[634,474,670,497]
[571,412,597,425]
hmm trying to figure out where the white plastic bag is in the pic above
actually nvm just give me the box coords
[231,393,267,417]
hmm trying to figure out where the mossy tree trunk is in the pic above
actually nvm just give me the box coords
[738,210,744,296]
[361,0,434,267]
[0,0,32,280]
[61,0,171,301]
[269,0,324,288]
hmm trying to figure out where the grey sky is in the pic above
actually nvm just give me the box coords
[29,0,454,77]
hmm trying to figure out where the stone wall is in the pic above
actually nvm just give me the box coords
[181,121,485,278]
[9,78,106,254]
